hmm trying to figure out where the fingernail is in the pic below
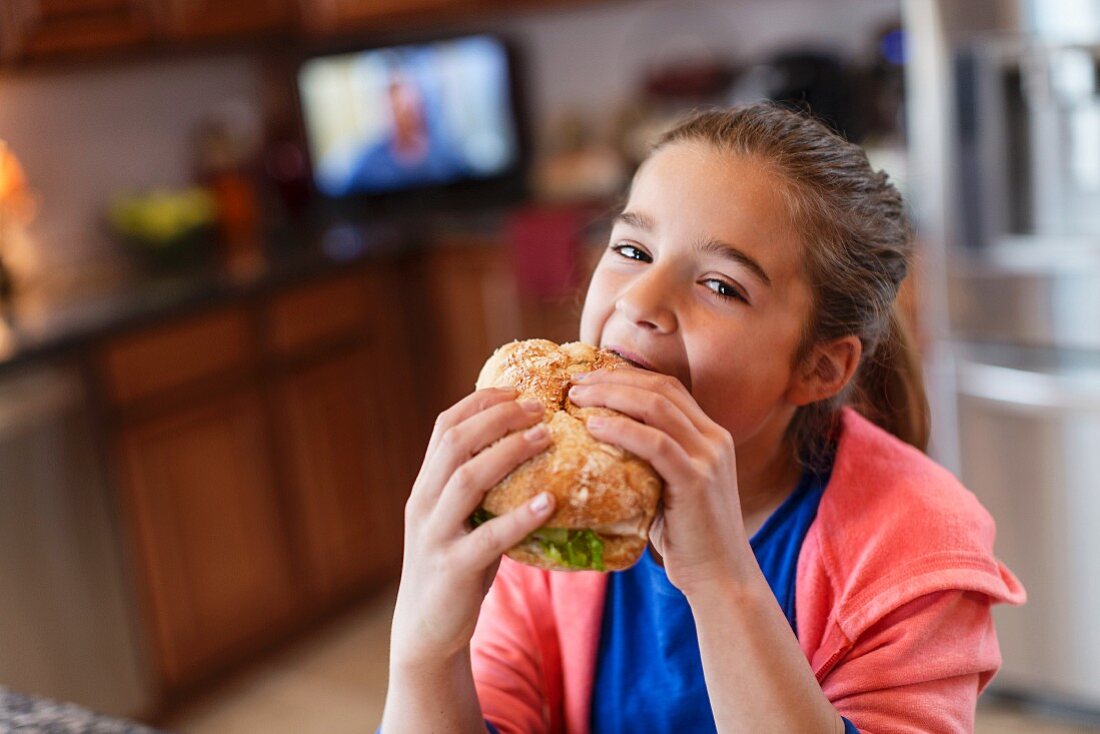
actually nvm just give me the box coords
[572,372,589,382]
[520,399,544,413]
[587,417,606,430]
[568,385,584,397]
[524,424,548,441]
[529,492,551,513]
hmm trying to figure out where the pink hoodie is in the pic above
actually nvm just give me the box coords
[470,408,1026,733]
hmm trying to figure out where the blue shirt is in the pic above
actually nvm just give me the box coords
[587,465,859,733]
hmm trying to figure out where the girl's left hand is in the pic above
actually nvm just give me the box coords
[568,367,755,595]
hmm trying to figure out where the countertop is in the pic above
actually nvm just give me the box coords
[0,220,420,378]
[0,203,605,379]
[0,686,167,734]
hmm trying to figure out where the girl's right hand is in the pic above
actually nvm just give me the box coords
[389,386,557,670]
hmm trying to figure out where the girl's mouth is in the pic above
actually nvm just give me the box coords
[607,347,656,372]
[604,344,692,392]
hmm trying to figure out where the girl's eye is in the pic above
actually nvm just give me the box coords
[611,243,651,262]
[609,243,748,304]
[703,278,748,304]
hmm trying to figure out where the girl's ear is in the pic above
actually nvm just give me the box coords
[785,335,862,407]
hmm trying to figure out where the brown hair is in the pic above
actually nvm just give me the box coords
[652,102,929,469]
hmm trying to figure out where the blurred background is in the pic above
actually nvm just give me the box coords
[0,0,1097,731]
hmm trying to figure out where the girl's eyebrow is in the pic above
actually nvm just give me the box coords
[694,238,773,288]
[613,210,655,231]
[614,209,773,289]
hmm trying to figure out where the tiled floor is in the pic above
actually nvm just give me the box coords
[165,586,1099,733]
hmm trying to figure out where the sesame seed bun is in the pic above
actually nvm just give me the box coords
[475,339,663,571]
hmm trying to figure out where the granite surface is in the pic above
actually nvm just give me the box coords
[0,222,414,378]
[0,687,169,734]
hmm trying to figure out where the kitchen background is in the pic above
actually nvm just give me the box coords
[0,0,1097,731]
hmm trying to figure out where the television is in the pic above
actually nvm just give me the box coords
[296,33,527,211]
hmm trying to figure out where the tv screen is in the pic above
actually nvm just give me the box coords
[297,34,523,200]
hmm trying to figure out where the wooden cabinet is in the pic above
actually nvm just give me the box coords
[298,0,606,35]
[266,272,410,606]
[423,241,582,411]
[425,244,524,408]
[100,307,255,407]
[298,0,469,35]
[101,306,295,690]
[0,0,613,62]
[276,348,402,605]
[0,0,155,61]
[85,245,590,702]
[155,0,291,42]
[96,263,424,697]
[360,264,426,495]
[265,272,370,357]
[116,389,297,687]
[0,0,292,61]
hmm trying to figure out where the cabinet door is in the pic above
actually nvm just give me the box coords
[1,0,154,61]
[363,264,427,499]
[300,0,464,34]
[420,243,585,415]
[116,390,297,688]
[425,244,525,409]
[155,0,290,41]
[277,348,404,605]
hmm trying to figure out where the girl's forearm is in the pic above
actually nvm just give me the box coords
[688,570,844,734]
[380,647,487,734]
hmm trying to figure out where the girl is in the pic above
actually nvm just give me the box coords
[380,103,1025,733]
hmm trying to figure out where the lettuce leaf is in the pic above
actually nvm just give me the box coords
[468,507,495,529]
[467,508,606,571]
[530,527,606,572]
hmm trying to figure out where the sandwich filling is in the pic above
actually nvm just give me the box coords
[470,508,607,571]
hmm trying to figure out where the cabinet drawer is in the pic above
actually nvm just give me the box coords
[266,273,370,357]
[100,308,255,406]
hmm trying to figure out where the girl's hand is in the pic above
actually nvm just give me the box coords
[390,387,557,669]
[568,368,754,595]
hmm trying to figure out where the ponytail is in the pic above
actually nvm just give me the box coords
[850,301,930,452]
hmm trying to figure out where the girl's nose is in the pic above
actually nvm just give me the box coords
[615,268,677,333]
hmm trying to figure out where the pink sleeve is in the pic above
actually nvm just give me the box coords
[821,590,1003,733]
[470,561,558,734]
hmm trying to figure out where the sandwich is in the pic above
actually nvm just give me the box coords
[472,339,663,572]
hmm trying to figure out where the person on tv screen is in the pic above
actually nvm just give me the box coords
[345,60,467,194]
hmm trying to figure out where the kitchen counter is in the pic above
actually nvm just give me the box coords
[0,221,418,378]
[0,200,604,379]
[0,686,167,734]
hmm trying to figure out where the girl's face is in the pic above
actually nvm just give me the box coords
[580,141,815,449]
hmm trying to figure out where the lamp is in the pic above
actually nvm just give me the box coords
[0,139,33,311]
